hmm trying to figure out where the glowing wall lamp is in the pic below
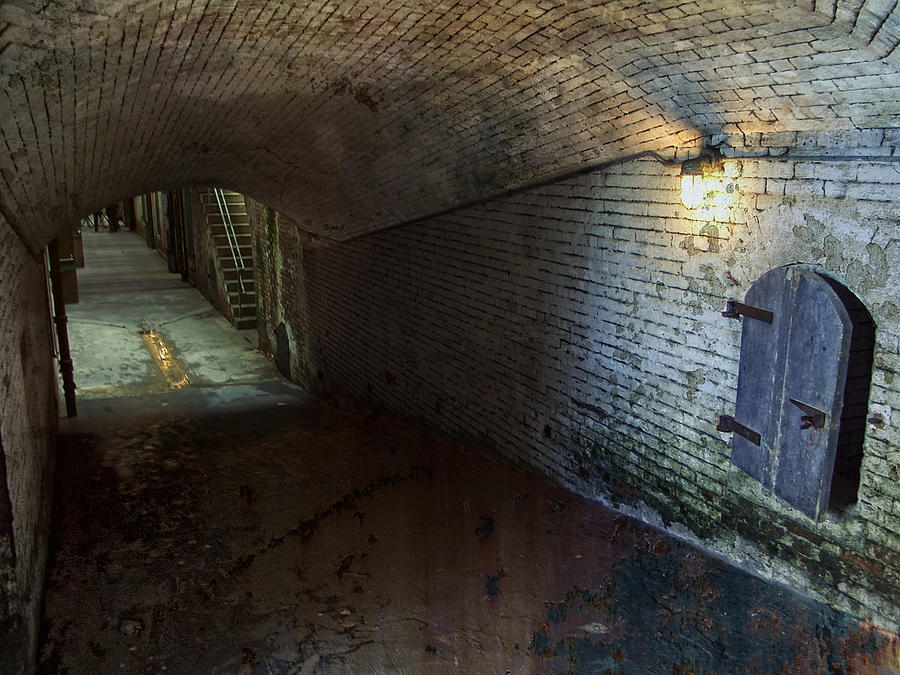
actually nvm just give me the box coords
[680,150,725,209]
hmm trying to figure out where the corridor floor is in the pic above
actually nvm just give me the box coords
[38,232,899,673]
[64,228,278,399]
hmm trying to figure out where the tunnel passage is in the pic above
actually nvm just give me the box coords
[58,220,280,401]
[26,220,900,674]
[2,0,900,671]
[33,192,900,673]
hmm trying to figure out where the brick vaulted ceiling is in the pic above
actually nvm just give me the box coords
[1,1,898,248]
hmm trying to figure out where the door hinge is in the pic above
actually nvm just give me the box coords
[722,300,773,323]
[717,414,762,446]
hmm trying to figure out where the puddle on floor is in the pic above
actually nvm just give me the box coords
[140,329,190,389]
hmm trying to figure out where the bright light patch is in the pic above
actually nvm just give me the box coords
[680,174,705,209]
[681,175,738,211]
[141,330,190,389]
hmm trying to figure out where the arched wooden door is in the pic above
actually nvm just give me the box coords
[723,266,873,520]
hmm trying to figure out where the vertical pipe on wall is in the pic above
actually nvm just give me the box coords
[124,197,137,231]
[48,240,77,418]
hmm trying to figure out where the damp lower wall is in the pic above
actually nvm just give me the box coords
[0,215,58,673]
[249,139,900,632]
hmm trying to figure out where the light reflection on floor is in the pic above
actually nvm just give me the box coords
[140,329,191,389]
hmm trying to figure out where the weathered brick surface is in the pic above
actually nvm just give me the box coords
[249,199,315,383]
[249,144,900,631]
[0,215,57,673]
[1,1,899,246]
[0,1,899,667]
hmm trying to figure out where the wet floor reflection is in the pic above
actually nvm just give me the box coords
[140,329,191,390]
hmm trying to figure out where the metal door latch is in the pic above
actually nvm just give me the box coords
[789,398,827,429]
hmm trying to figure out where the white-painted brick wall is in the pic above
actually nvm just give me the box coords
[250,147,900,632]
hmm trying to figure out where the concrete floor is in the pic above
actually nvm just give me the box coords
[65,229,278,400]
[38,231,900,673]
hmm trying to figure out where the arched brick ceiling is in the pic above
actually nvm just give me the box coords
[1,0,898,248]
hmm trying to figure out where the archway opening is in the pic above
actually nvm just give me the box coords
[820,275,876,513]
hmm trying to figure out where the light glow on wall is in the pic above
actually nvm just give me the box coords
[680,174,705,209]
[681,174,737,210]
[679,150,738,211]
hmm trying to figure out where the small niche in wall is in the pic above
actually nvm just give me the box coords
[275,322,291,379]
[718,265,875,520]
[819,276,875,512]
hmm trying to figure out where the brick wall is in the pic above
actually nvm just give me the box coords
[250,200,315,383]
[249,142,900,631]
[0,0,898,666]
[132,196,148,241]
[2,1,900,247]
[0,216,58,673]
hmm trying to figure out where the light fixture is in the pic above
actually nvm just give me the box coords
[680,149,725,209]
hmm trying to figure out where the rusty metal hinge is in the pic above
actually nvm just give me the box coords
[58,256,77,272]
[717,414,761,446]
